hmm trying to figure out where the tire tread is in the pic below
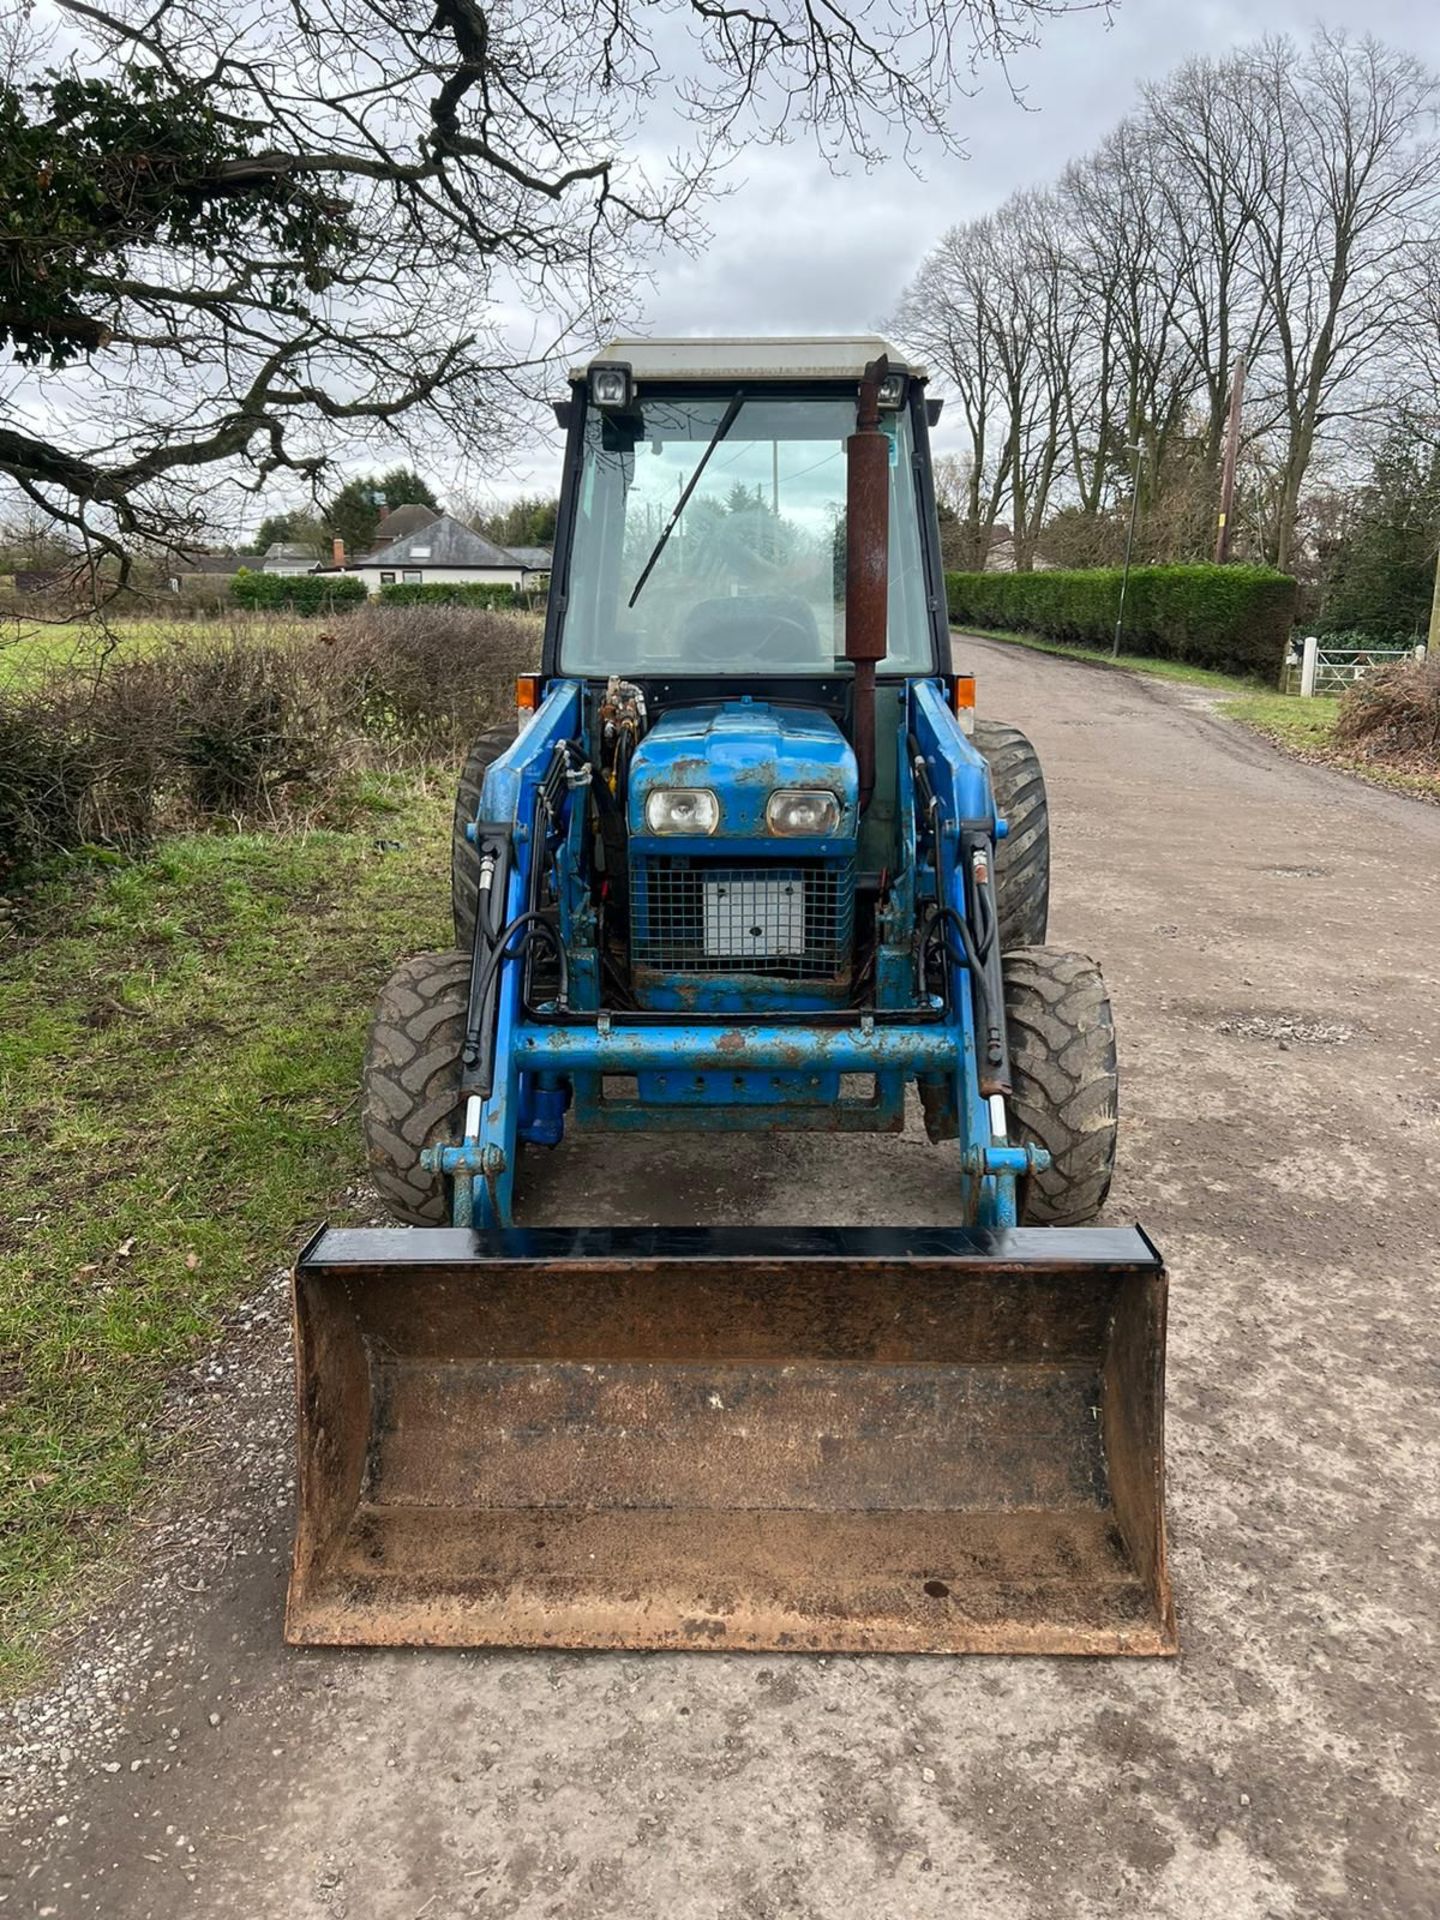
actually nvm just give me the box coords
[1003,945,1118,1227]
[361,948,469,1226]
[974,718,1049,951]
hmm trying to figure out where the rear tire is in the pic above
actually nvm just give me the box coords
[362,949,468,1226]
[452,723,518,949]
[974,719,1049,951]
[1003,946,1117,1227]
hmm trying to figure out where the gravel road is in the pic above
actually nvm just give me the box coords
[5,635,1439,1919]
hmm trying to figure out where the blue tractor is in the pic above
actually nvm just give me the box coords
[289,339,1175,1656]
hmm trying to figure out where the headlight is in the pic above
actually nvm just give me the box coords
[766,789,841,836]
[644,787,719,835]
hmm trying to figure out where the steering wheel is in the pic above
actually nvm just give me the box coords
[681,594,823,665]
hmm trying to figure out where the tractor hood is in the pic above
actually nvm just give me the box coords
[627,700,859,844]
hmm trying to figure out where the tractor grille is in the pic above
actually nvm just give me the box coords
[631,858,854,979]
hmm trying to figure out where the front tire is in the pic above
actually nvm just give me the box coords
[974,719,1049,951]
[361,949,468,1226]
[1003,946,1118,1227]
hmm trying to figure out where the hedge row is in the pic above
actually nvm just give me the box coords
[378,581,521,609]
[231,569,368,614]
[1,604,543,883]
[945,564,1298,678]
[229,575,540,613]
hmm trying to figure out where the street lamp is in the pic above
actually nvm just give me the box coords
[1112,442,1144,660]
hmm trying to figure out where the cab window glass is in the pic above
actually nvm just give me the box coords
[559,394,932,675]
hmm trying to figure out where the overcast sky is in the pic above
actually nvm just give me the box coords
[464,0,1439,509]
[641,0,1440,337]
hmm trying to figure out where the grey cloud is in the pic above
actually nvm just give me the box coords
[460,0,1440,505]
[638,0,1440,338]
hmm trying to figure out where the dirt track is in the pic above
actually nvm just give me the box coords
[5,634,1439,1919]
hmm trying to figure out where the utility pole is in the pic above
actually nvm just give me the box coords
[1112,442,1144,659]
[1214,354,1246,564]
[1429,534,1440,658]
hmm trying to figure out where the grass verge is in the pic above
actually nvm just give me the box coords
[1223,692,1440,801]
[1222,693,1340,751]
[952,625,1265,694]
[0,771,450,1688]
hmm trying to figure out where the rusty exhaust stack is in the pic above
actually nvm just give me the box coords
[846,355,890,812]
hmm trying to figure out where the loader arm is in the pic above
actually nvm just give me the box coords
[434,680,583,1228]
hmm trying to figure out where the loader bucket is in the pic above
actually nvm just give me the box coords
[287,1225,1175,1655]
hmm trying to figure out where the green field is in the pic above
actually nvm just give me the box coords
[0,611,304,690]
[0,771,450,1686]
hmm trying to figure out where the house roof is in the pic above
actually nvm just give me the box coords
[356,515,521,570]
[505,546,553,570]
[363,503,439,550]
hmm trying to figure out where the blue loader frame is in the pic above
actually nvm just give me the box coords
[425,675,1050,1231]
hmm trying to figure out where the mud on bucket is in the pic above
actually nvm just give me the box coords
[287,1224,1175,1655]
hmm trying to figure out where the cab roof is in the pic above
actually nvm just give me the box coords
[570,335,926,385]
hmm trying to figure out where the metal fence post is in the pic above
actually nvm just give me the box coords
[1299,635,1319,698]
[1111,442,1143,659]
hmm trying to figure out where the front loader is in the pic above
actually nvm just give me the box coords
[288,338,1176,1655]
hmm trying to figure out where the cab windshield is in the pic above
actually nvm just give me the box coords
[557,391,934,676]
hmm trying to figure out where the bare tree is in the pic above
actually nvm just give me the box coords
[1396,236,1440,426]
[1,0,1102,592]
[1058,124,1197,523]
[893,222,1010,568]
[992,192,1072,567]
[1237,33,1440,569]
[1143,56,1270,488]
[894,194,1072,569]
[894,25,1440,575]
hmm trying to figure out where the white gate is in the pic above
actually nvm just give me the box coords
[1289,637,1426,697]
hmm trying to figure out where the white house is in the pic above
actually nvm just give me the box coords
[342,515,551,594]
[502,545,554,590]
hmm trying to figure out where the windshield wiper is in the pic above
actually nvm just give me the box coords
[627,391,745,608]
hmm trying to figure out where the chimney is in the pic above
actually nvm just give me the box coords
[332,536,345,568]
[377,503,389,521]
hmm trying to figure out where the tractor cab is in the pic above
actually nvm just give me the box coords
[555,342,938,680]
[551,341,944,1021]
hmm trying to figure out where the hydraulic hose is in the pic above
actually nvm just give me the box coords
[465,910,569,1096]
[912,773,1009,1089]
